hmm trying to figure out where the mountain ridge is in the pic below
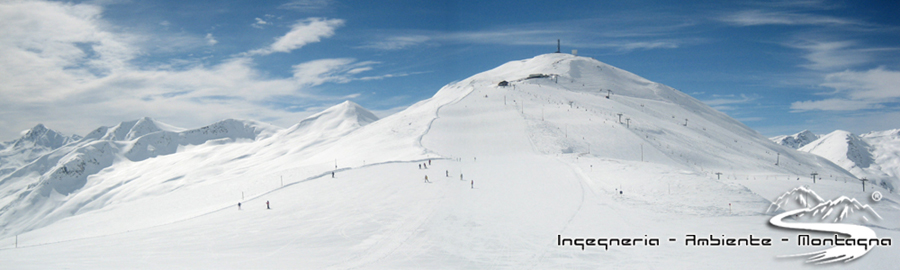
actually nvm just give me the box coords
[775,128,899,191]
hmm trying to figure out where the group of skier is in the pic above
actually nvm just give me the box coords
[420,159,473,189]
[238,159,482,211]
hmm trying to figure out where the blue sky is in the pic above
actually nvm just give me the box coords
[1,0,898,140]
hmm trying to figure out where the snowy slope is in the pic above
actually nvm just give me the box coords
[1,54,897,269]
[861,129,900,188]
[770,130,818,149]
[0,117,279,237]
[799,130,896,191]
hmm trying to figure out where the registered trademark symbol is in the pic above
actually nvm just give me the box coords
[872,191,883,202]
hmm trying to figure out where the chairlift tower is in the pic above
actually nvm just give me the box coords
[811,172,818,184]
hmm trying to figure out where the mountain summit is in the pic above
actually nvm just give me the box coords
[287,100,379,135]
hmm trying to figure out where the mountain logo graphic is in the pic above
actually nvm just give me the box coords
[767,186,887,264]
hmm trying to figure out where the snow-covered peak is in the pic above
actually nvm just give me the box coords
[771,129,819,149]
[9,123,78,150]
[286,101,379,135]
[800,130,873,169]
[180,118,280,143]
[465,54,695,104]
[861,128,900,140]
[98,117,177,141]
[1,124,81,180]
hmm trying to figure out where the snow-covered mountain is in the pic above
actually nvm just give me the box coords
[770,130,819,149]
[777,129,899,191]
[861,129,900,187]
[0,117,279,236]
[0,124,81,179]
[2,54,895,269]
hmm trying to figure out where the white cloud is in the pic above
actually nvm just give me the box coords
[205,33,217,45]
[358,35,431,50]
[292,58,378,86]
[0,0,137,101]
[701,94,757,111]
[247,18,344,55]
[790,67,900,112]
[719,10,859,26]
[821,67,900,100]
[790,98,879,112]
[279,0,333,11]
[0,1,384,140]
[360,23,694,53]
[786,40,873,71]
[252,17,270,29]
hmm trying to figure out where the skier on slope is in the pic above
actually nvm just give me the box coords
[446,170,449,177]
[266,201,270,209]
[238,202,241,210]
[424,175,430,183]
[471,180,473,189]
[419,164,422,169]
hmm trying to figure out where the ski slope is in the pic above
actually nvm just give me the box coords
[0,54,897,269]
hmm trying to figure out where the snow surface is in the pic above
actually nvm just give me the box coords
[1,54,897,269]
[797,130,898,191]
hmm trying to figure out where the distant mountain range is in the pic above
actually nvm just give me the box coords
[771,129,900,191]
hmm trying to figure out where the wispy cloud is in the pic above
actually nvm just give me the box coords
[790,98,879,112]
[246,18,344,56]
[786,39,874,71]
[357,35,431,50]
[292,58,378,86]
[719,10,860,26]
[251,17,271,29]
[701,94,758,111]
[822,67,900,100]
[790,67,900,112]
[0,1,388,140]
[362,28,694,53]
[717,5,900,116]
[279,0,333,11]
[205,33,217,45]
